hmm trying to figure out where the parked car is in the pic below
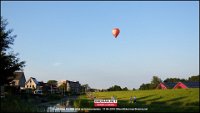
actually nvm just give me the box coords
[34,90,43,95]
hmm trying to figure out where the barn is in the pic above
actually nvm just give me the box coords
[156,83,167,89]
[156,82,177,89]
[173,82,188,89]
[157,82,199,89]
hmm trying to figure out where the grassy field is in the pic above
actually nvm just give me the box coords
[77,88,199,112]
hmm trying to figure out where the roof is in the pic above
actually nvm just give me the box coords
[183,82,199,88]
[67,80,80,83]
[25,77,38,85]
[156,83,167,89]
[162,82,199,88]
[31,77,38,84]
[37,81,44,86]
[163,82,177,88]
[13,72,25,80]
[173,82,188,89]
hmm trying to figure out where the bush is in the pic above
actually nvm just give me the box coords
[74,99,93,108]
[1,95,38,112]
[47,94,62,101]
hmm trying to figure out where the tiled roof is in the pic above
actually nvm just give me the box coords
[14,72,24,80]
[163,82,177,88]
[163,82,199,88]
[183,82,199,88]
[31,77,38,84]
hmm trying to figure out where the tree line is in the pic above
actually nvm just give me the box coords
[107,85,128,91]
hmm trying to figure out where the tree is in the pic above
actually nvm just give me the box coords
[47,80,58,86]
[58,82,67,95]
[164,78,187,83]
[81,84,91,93]
[139,83,152,90]
[139,76,162,90]
[151,76,162,89]
[122,87,128,91]
[0,17,25,86]
[188,75,199,82]
[58,83,66,90]
[107,85,122,91]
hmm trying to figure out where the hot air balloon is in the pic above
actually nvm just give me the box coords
[112,28,120,38]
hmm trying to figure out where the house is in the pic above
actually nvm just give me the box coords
[58,80,81,95]
[25,77,39,90]
[157,82,199,89]
[156,82,177,89]
[67,80,81,95]
[10,72,26,89]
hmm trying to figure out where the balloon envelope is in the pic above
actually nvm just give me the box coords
[112,28,120,38]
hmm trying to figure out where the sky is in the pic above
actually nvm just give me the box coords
[1,1,199,89]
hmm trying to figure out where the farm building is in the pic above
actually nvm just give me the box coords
[156,83,167,89]
[173,82,188,89]
[156,82,177,89]
[156,82,199,89]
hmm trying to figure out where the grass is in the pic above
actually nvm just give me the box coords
[74,95,94,108]
[0,93,64,112]
[77,88,199,112]
[0,94,40,112]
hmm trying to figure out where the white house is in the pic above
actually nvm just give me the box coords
[25,77,39,89]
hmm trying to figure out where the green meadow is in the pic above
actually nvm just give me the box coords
[76,88,199,112]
